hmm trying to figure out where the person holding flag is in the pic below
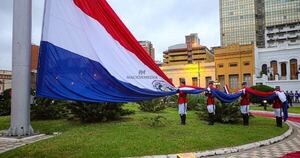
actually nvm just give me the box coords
[273,86,288,127]
[206,81,216,125]
[178,81,188,125]
[240,82,251,126]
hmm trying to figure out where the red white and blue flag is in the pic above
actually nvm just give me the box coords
[37,0,177,102]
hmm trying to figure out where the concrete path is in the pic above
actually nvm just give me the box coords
[206,121,300,158]
[0,134,53,154]
[204,111,300,158]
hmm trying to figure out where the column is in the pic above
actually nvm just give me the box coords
[287,61,291,80]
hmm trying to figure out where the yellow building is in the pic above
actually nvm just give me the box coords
[160,62,215,87]
[214,44,255,92]
[163,33,214,65]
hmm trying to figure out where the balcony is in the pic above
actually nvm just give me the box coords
[170,56,188,61]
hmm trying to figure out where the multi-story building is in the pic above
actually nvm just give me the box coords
[160,62,215,87]
[139,41,155,60]
[265,0,300,27]
[0,70,12,93]
[163,33,214,65]
[265,22,300,48]
[254,45,300,91]
[31,45,39,72]
[220,0,265,48]
[264,0,300,48]
[214,44,255,92]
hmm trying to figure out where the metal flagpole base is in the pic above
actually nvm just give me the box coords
[7,125,34,136]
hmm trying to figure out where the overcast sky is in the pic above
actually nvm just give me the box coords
[0,0,220,70]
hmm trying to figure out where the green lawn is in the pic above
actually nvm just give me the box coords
[251,105,300,114]
[0,104,288,158]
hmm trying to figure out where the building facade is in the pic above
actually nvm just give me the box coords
[265,22,300,48]
[214,44,255,92]
[265,0,300,27]
[160,62,215,87]
[254,45,300,91]
[220,0,265,48]
[31,45,39,72]
[0,70,12,93]
[163,33,214,65]
[139,41,155,60]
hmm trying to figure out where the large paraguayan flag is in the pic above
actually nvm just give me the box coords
[37,0,177,102]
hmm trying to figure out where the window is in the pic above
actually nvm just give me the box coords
[243,61,250,66]
[270,60,278,77]
[229,75,239,89]
[261,64,268,75]
[229,63,238,67]
[290,59,298,80]
[218,75,225,87]
[218,64,224,68]
[179,78,185,85]
[243,74,251,86]
[192,77,198,86]
[205,76,212,86]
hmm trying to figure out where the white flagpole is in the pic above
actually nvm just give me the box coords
[8,0,33,136]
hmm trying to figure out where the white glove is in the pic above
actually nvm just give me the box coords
[207,87,211,92]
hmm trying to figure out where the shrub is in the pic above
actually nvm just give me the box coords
[197,100,242,124]
[137,98,166,112]
[250,85,274,104]
[67,101,132,123]
[31,97,69,120]
[188,95,206,110]
[163,95,178,108]
[141,115,167,127]
[0,89,11,116]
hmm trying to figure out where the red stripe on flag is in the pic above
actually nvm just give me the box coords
[73,0,173,85]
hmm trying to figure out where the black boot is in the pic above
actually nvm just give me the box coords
[208,113,214,125]
[182,114,186,125]
[275,117,280,127]
[245,114,249,126]
[278,117,283,128]
[242,114,246,126]
[180,115,184,125]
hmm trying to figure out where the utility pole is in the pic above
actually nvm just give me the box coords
[8,0,33,136]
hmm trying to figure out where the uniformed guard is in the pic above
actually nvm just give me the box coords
[178,81,188,125]
[295,90,299,103]
[273,86,286,128]
[240,82,251,126]
[205,81,215,125]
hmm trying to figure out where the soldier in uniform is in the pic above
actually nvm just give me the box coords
[240,82,251,126]
[295,90,299,103]
[289,91,294,104]
[205,81,215,125]
[273,86,286,128]
[178,81,188,125]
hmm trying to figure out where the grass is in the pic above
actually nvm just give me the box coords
[251,105,300,114]
[0,104,288,158]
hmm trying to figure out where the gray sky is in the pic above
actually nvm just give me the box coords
[0,0,220,70]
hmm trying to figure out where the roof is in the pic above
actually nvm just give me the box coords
[168,43,187,50]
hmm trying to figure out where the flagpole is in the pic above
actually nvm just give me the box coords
[8,0,33,136]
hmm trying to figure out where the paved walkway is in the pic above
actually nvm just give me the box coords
[0,134,53,154]
[205,112,300,158]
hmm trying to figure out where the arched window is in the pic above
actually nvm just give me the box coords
[290,59,298,80]
[270,60,278,80]
[261,64,267,75]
